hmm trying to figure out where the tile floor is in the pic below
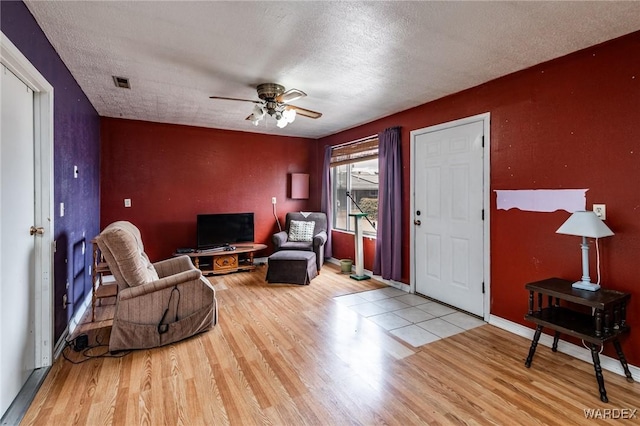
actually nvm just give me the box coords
[333,287,485,347]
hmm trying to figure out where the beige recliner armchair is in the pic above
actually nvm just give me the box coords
[96,221,217,351]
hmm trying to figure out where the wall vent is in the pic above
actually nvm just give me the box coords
[112,76,130,89]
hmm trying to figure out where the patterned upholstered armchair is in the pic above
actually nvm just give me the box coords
[272,212,327,271]
[96,221,217,351]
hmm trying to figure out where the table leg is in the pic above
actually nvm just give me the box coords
[595,309,603,337]
[613,339,634,383]
[590,344,608,403]
[525,325,543,368]
[552,331,560,352]
[91,286,97,322]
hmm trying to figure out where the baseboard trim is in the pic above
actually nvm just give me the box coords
[489,315,640,379]
[0,367,49,425]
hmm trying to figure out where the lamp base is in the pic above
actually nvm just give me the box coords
[572,281,601,292]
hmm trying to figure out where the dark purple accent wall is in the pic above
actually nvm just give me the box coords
[1,1,101,341]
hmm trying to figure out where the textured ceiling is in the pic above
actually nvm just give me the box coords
[24,1,640,139]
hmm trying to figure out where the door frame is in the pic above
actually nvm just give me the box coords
[1,32,54,368]
[409,113,490,320]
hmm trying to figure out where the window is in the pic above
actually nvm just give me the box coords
[331,137,378,235]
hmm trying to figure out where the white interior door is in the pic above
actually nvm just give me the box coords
[0,64,36,415]
[413,119,485,316]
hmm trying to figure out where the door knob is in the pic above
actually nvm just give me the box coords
[30,226,45,236]
[414,220,421,226]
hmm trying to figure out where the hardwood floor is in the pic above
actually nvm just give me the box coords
[23,263,639,425]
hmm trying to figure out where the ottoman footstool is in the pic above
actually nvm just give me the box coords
[266,250,317,285]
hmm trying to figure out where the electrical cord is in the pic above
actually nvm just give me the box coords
[273,202,282,232]
[582,339,604,354]
[62,333,131,364]
[64,288,182,363]
[595,237,602,285]
[158,287,180,334]
[346,191,376,229]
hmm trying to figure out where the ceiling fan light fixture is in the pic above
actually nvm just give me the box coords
[282,108,296,124]
[253,104,265,117]
[250,105,265,126]
[210,83,321,128]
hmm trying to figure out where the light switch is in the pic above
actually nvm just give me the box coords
[73,165,79,179]
[124,198,132,208]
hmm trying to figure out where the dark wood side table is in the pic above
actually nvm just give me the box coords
[524,277,633,403]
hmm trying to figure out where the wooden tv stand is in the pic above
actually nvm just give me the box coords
[177,243,267,275]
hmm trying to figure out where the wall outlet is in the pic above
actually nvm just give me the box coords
[124,198,132,208]
[593,204,606,220]
[59,202,65,217]
[271,197,277,205]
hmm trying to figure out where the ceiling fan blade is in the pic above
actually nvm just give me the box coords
[285,104,322,119]
[276,88,306,103]
[209,96,262,104]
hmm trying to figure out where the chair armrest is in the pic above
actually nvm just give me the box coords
[313,230,327,249]
[272,231,288,249]
[118,268,202,301]
[153,255,195,278]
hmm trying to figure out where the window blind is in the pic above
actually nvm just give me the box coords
[330,137,378,166]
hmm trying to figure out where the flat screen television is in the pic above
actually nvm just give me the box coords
[197,212,254,250]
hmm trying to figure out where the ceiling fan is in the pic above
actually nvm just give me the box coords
[209,83,322,128]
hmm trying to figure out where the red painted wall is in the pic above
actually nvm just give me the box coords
[100,118,318,261]
[318,32,640,364]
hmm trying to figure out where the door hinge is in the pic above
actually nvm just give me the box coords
[481,209,485,220]
[481,136,485,148]
[482,282,485,294]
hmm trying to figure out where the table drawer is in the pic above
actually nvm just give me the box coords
[213,254,238,271]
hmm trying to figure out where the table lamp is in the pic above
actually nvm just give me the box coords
[556,210,614,291]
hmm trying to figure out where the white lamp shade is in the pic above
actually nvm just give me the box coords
[556,210,614,238]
